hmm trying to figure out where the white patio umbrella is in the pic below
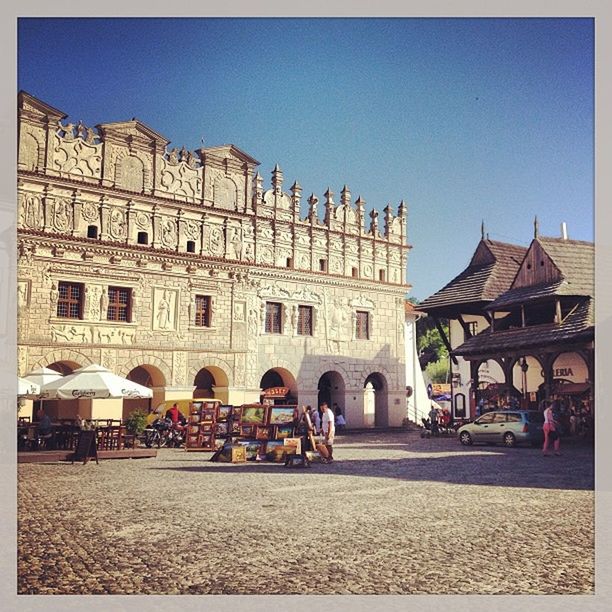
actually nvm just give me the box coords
[18,376,40,397]
[23,366,64,389]
[40,363,153,400]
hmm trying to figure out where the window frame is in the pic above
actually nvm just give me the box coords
[297,305,313,336]
[265,302,283,334]
[106,286,132,322]
[57,281,84,319]
[355,310,370,340]
[194,295,212,328]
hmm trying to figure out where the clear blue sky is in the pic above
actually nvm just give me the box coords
[18,17,593,301]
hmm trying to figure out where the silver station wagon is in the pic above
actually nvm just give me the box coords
[457,410,544,448]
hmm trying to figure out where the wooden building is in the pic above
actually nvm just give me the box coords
[419,224,594,421]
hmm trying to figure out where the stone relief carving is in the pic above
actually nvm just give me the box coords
[330,257,342,273]
[51,324,90,343]
[159,156,202,199]
[161,218,177,249]
[243,243,254,262]
[81,202,98,222]
[229,228,243,259]
[258,283,291,300]
[135,211,150,229]
[23,195,43,229]
[173,352,187,385]
[19,129,41,171]
[292,287,322,304]
[100,348,117,372]
[363,264,373,277]
[259,247,273,265]
[213,176,238,210]
[248,306,259,338]
[53,199,72,232]
[234,353,246,386]
[350,295,375,310]
[100,288,109,316]
[85,285,102,320]
[327,297,350,353]
[185,220,200,241]
[109,208,126,240]
[18,281,29,309]
[208,225,224,256]
[233,301,246,322]
[50,282,59,311]
[53,133,102,178]
[153,288,177,331]
[115,154,145,192]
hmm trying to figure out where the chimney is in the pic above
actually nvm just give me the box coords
[561,222,568,240]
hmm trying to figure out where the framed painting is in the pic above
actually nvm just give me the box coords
[275,425,294,439]
[201,409,216,423]
[203,401,220,410]
[216,422,228,436]
[231,421,241,435]
[190,401,203,415]
[197,433,214,449]
[268,406,296,425]
[217,405,232,422]
[189,413,200,423]
[188,424,201,435]
[240,424,255,437]
[237,440,263,461]
[232,406,243,421]
[240,405,267,425]
[255,426,272,441]
[213,437,225,451]
[200,422,213,434]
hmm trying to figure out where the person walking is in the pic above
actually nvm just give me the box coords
[311,404,321,435]
[542,402,561,456]
[428,402,440,437]
[320,402,335,463]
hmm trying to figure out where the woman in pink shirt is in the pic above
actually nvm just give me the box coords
[542,403,561,456]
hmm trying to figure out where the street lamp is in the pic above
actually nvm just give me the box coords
[520,358,529,406]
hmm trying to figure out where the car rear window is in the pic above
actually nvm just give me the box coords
[506,413,522,422]
[527,411,544,423]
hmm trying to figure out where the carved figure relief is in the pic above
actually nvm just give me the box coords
[230,228,243,259]
[260,247,273,265]
[53,134,102,178]
[233,301,246,322]
[161,218,177,248]
[116,155,145,192]
[86,285,102,320]
[159,157,202,199]
[243,243,254,262]
[209,226,224,256]
[173,352,187,385]
[154,288,177,331]
[53,200,72,232]
[100,288,109,317]
[100,348,117,371]
[185,220,200,241]
[24,195,43,229]
[18,281,29,309]
[50,283,59,310]
[248,306,259,337]
[81,202,98,222]
[109,208,126,240]
[51,325,90,344]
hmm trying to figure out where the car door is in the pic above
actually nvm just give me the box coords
[472,412,495,442]
[489,412,509,443]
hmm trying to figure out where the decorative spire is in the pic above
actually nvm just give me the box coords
[340,185,351,207]
[307,193,319,223]
[324,188,334,225]
[534,215,539,238]
[481,220,485,240]
[252,172,264,208]
[383,204,393,238]
[369,208,379,235]
[271,164,283,195]
[290,181,302,215]
[355,196,366,231]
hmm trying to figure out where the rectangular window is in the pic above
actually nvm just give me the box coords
[57,282,83,319]
[195,295,211,327]
[107,286,132,322]
[297,305,313,336]
[265,302,282,334]
[356,310,369,340]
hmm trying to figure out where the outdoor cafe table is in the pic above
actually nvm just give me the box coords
[18,422,80,451]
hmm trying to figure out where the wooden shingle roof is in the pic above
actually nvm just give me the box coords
[486,237,594,309]
[453,299,594,357]
[418,239,527,315]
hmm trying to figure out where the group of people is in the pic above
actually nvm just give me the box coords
[427,403,452,436]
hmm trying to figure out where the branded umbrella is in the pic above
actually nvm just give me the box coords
[40,363,153,400]
[18,376,40,397]
[23,366,64,389]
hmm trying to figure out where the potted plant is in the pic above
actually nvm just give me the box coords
[124,409,148,447]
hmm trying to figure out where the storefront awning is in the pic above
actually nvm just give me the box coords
[553,382,591,395]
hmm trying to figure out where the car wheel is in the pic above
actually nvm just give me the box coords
[459,431,472,446]
[503,432,516,448]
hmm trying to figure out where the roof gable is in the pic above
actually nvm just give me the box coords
[512,239,562,289]
[18,90,67,120]
[199,144,260,166]
[97,119,170,146]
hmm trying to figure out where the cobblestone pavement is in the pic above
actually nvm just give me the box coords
[17,431,594,595]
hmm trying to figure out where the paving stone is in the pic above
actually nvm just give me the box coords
[17,431,594,595]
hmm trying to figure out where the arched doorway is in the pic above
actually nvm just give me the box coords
[511,355,544,409]
[260,368,298,404]
[364,372,388,427]
[193,366,230,402]
[317,371,345,414]
[124,364,165,419]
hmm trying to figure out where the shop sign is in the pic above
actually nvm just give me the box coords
[262,386,289,398]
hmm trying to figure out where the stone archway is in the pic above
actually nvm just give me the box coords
[317,371,346,417]
[364,372,389,428]
[123,364,166,418]
[259,367,298,404]
[193,366,230,402]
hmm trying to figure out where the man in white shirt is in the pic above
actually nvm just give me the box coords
[321,402,335,463]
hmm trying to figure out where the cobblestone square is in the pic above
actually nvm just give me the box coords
[17,431,594,595]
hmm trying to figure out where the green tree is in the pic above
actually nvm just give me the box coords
[425,358,450,384]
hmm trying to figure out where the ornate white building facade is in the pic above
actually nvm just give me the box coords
[17,92,410,426]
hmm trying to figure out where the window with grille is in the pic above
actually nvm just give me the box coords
[297,305,313,336]
[57,282,83,319]
[107,286,132,322]
[265,302,282,334]
[356,310,369,339]
[195,295,211,327]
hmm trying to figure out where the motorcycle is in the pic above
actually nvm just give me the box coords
[143,417,186,448]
